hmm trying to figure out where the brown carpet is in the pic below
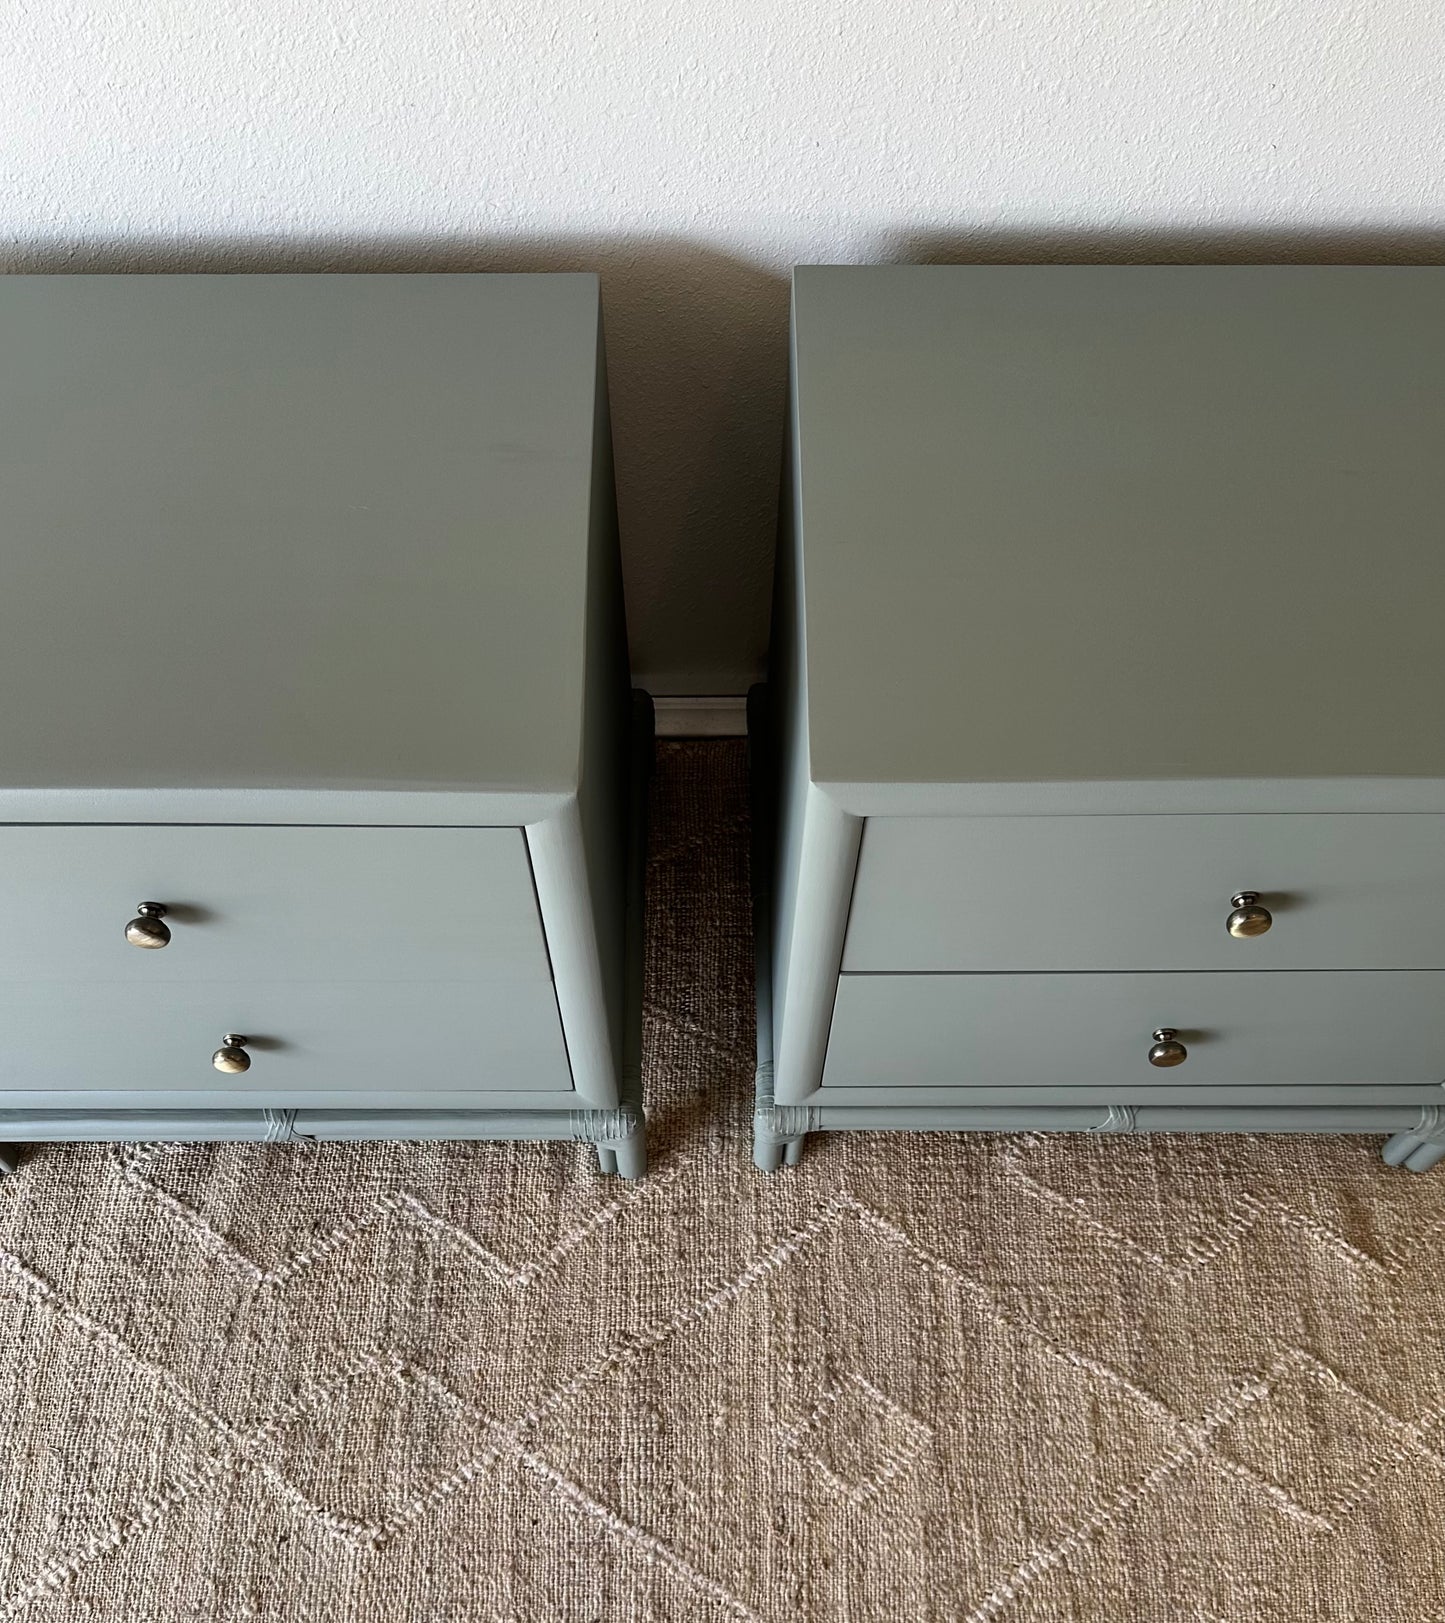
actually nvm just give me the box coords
[2,741,1445,1621]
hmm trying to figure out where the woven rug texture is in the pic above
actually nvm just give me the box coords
[1,740,1444,1621]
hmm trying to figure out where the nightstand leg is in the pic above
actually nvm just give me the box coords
[1383,1121,1445,1173]
[0,1144,24,1177]
[1404,1139,1445,1174]
[604,1125,646,1180]
[1382,1131,1425,1166]
[591,1109,645,1179]
[753,1125,806,1172]
[754,1134,785,1172]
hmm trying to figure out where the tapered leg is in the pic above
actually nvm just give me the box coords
[0,1144,24,1177]
[783,1136,805,1167]
[594,1144,618,1175]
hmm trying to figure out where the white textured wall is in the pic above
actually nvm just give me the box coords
[6,2,1444,692]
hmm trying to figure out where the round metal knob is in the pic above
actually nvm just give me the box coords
[1226,891,1272,938]
[124,902,171,949]
[1147,1028,1188,1068]
[212,1034,251,1074]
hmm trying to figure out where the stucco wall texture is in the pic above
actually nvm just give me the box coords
[5,1,1444,692]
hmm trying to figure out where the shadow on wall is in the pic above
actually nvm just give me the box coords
[891,224,1445,266]
[10,226,1445,692]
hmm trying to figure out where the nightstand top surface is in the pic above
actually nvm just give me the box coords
[791,265,1445,789]
[0,274,606,808]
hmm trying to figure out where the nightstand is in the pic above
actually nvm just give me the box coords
[756,265,1445,1173]
[0,273,647,1177]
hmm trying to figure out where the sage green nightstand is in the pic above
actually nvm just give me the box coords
[0,273,648,1177]
[756,265,1445,1173]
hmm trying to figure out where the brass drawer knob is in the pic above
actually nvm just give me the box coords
[212,1034,251,1074]
[1226,891,1272,938]
[1148,1028,1188,1068]
[124,902,171,949]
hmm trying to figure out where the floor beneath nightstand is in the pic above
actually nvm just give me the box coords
[1,741,1441,1621]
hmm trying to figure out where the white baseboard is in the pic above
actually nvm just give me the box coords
[652,695,748,737]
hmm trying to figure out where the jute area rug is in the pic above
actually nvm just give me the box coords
[1,741,1443,1621]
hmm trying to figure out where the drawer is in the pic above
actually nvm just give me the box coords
[0,980,573,1103]
[0,827,551,985]
[843,815,1445,973]
[821,971,1445,1091]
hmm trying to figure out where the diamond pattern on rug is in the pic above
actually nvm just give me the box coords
[1207,1350,1445,1525]
[782,1371,932,1504]
[249,1352,507,1547]
[2,741,1444,1621]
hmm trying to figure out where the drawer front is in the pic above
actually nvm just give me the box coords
[0,980,573,1103]
[0,826,551,985]
[821,971,1445,1091]
[844,815,1445,973]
